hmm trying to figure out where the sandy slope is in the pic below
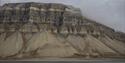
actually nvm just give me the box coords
[0,32,23,57]
[0,31,125,58]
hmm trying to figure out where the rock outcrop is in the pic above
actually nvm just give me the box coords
[0,2,125,59]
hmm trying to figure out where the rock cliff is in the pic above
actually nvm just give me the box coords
[0,2,125,59]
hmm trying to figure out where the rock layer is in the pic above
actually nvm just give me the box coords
[0,2,125,59]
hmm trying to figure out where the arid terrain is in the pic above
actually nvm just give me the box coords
[0,2,125,59]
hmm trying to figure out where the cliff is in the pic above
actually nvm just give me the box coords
[0,2,125,59]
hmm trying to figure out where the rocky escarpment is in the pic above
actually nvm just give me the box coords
[0,2,125,59]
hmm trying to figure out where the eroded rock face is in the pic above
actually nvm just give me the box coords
[0,2,125,59]
[0,32,23,58]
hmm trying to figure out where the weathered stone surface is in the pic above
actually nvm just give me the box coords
[0,2,125,59]
[0,32,23,58]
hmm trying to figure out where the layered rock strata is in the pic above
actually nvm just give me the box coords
[0,2,125,59]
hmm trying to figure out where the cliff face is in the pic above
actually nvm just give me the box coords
[0,2,83,33]
[0,2,125,59]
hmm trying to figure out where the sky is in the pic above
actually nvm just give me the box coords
[0,0,125,32]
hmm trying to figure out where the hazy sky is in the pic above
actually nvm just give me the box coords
[0,0,125,32]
